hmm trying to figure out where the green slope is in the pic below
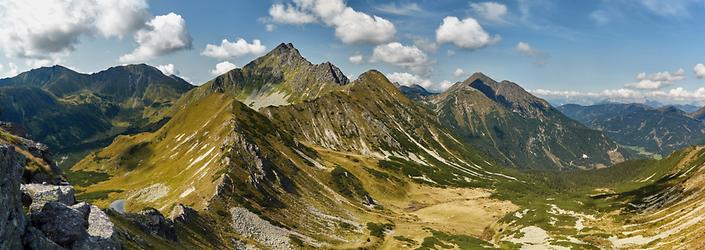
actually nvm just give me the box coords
[0,64,194,166]
[431,73,626,170]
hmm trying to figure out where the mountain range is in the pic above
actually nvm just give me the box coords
[2,43,705,249]
[558,103,705,157]
[0,64,194,167]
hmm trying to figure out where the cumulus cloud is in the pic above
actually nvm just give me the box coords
[694,64,705,79]
[267,0,396,44]
[436,16,500,50]
[387,72,452,92]
[625,68,685,90]
[0,63,19,78]
[470,2,508,23]
[156,64,178,75]
[119,13,192,63]
[201,39,266,60]
[210,61,237,76]
[349,54,363,64]
[371,43,432,75]
[532,86,705,105]
[453,68,466,77]
[269,3,317,25]
[516,42,539,56]
[376,3,424,16]
[412,37,439,53]
[0,0,150,63]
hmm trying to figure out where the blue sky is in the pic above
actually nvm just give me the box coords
[1,0,705,104]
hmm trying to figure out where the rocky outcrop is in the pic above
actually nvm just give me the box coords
[30,202,89,246]
[0,126,63,184]
[169,204,198,223]
[0,145,26,249]
[21,183,75,211]
[125,208,177,241]
[74,205,120,250]
[23,227,64,250]
[230,207,293,250]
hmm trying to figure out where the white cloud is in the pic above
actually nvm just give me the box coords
[210,61,237,76]
[436,16,500,50]
[156,64,178,75]
[0,63,19,78]
[371,43,432,75]
[265,24,275,32]
[470,2,508,23]
[694,64,705,79]
[119,13,192,63]
[387,72,451,92]
[638,0,695,17]
[453,68,466,77]
[532,86,705,105]
[625,68,685,90]
[269,3,317,25]
[376,3,423,16]
[413,37,438,53]
[201,38,266,60]
[590,10,611,24]
[0,0,149,62]
[267,0,396,44]
[349,54,363,64]
[516,42,539,56]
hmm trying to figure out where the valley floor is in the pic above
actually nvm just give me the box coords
[65,147,705,249]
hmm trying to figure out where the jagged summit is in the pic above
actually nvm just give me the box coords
[201,43,350,109]
[463,72,499,86]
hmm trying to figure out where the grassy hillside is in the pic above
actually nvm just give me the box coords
[431,73,626,170]
[0,64,194,167]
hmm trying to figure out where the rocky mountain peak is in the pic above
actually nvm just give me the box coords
[244,42,309,72]
[463,72,499,87]
[464,73,551,114]
[320,61,349,85]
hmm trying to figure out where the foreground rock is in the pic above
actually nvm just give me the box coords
[0,145,26,249]
[21,183,75,211]
[30,202,89,246]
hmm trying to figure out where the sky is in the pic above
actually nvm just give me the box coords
[1,0,705,105]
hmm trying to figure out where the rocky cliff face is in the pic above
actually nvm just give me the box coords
[0,145,26,249]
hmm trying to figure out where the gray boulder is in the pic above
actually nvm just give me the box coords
[0,145,26,249]
[73,205,120,250]
[31,201,88,247]
[23,226,65,250]
[21,183,75,211]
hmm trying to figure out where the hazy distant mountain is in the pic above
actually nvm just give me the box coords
[690,106,705,121]
[558,103,705,156]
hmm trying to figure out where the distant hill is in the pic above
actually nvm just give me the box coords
[690,105,705,121]
[0,64,194,166]
[558,103,705,156]
[430,73,627,170]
